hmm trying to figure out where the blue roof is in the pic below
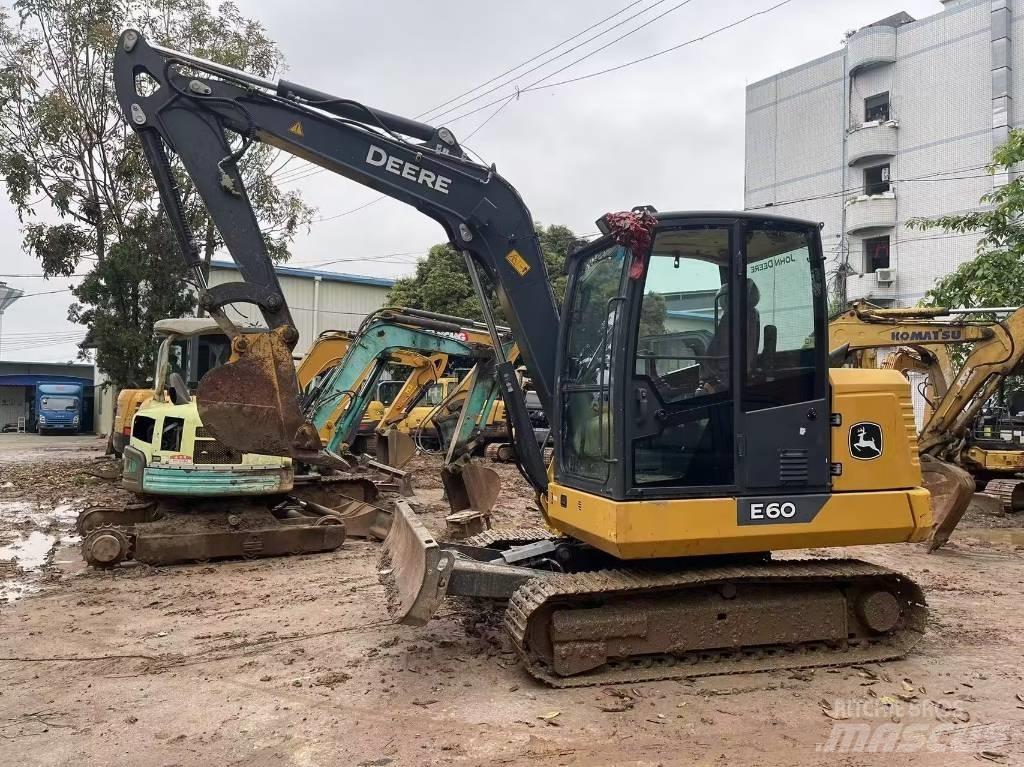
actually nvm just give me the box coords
[0,374,92,387]
[211,260,396,288]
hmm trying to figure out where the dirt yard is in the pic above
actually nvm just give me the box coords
[1,440,1023,766]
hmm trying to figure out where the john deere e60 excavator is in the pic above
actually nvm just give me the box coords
[114,32,931,686]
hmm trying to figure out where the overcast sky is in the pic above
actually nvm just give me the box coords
[0,0,948,364]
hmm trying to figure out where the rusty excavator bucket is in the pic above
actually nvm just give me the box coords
[197,327,323,460]
[441,461,501,516]
[920,455,976,552]
[374,428,418,469]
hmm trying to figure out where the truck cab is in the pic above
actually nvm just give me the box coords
[36,383,83,434]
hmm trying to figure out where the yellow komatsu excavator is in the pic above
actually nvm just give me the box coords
[116,33,933,686]
[830,301,1024,546]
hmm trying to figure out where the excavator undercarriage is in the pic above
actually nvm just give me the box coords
[381,503,926,686]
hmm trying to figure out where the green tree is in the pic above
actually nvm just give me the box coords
[386,223,579,321]
[0,0,314,387]
[72,210,196,386]
[908,129,1024,309]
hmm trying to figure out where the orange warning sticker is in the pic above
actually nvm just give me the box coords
[505,249,530,276]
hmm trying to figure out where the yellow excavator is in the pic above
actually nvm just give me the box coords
[116,32,933,686]
[78,320,390,568]
[830,301,1024,546]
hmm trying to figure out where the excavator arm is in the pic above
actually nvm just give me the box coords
[920,307,1024,456]
[307,319,493,455]
[114,30,557,490]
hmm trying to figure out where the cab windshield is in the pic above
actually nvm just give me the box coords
[41,396,78,411]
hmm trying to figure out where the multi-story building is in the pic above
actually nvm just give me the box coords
[744,0,1019,307]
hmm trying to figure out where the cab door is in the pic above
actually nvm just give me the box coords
[737,221,830,493]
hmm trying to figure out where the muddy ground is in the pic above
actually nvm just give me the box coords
[1,439,1023,766]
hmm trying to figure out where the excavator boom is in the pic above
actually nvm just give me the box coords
[113,31,555,487]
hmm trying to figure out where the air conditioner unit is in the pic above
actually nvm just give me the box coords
[875,267,896,286]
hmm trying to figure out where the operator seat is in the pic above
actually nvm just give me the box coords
[702,278,761,385]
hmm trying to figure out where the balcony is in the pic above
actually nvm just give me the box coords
[846,270,898,302]
[846,26,897,72]
[845,192,896,234]
[847,120,898,165]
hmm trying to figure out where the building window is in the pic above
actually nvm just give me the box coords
[864,236,890,272]
[864,164,890,195]
[865,92,890,122]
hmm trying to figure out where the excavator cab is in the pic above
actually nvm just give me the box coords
[556,215,829,509]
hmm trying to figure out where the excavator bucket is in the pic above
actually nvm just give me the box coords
[441,462,501,515]
[197,327,322,459]
[375,429,417,469]
[920,455,976,551]
[379,501,452,626]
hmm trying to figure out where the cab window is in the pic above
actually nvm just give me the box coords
[560,244,627,482]
[631,226,734,487]
[743,228,819,410]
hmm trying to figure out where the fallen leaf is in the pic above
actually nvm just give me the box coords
[819,700,848,720]
[977,751,1007,763]
[538,711,561,721]
[902,679,915,693]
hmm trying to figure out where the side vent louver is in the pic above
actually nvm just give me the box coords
[779,449,809,483]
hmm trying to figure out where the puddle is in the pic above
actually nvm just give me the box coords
[0,500,81,603]
[955,528,1024,545]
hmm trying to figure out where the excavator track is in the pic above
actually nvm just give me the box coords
[982,478,1024,513]
[463,526,557,549]
[506,559,926,688]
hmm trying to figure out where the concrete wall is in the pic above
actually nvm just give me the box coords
[744,0,1018,307]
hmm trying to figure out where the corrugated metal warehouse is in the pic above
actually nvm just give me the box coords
[207,260,396,356]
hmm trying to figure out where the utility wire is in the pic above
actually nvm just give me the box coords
[312,197,387,223]
[429,0,694,124]
[445,0,794,125]
[272,0,684,190]
[419,0,651,120]
[462,95,517,143]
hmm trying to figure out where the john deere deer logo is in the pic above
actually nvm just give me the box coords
[849,422,883,460]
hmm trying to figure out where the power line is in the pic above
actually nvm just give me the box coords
[445,0,795,125]
[462,95,517,143]
[747,163,994,210]
[279,1,791,223]
[312,196,386,223]
[415,0,658,121]
[520,0,797,94]
[429,0,694,124]
[270,1,688,191]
